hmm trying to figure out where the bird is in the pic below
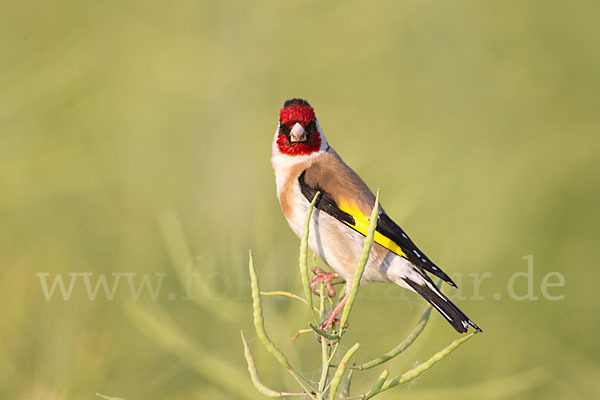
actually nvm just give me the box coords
[271,98,481,334]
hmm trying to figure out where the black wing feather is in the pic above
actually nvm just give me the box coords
[298,170,456,288]
[377,212,457,287]
[298,171,356,226]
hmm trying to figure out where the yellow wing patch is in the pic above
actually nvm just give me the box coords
[337,200,407,258]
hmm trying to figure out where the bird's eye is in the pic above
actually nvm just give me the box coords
[306,120,316,133]
[279,123,290,136]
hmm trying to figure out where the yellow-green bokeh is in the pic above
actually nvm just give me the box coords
[1,1,599,399]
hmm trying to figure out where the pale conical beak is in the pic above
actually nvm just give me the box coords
[290,122,307,142]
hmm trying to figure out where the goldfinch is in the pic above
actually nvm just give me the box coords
[271,99,481,334]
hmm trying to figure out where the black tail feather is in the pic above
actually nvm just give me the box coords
[403,278,482,334]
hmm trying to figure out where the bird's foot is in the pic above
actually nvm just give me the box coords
[319,315,337,332]
[315,293,350,342]
[319,316,350,332]
[319,292,351,332]
[310,267,340,298]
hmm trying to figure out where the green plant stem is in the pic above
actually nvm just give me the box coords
[328,343,360,399]
[318,284,331,397]
[379,332,478,393]
[240,331,306,398]
[260,291,308,305]
[289,372,317,400]
[300,192,320,309]
[363,369,389,399]
[355,305,433,370]
[310,323,341,341]
[248,250,316,398]
[339,189,380,330]
[287,328,314,342]
[249,250,290,368]
[328,340,341,365]
[340,369,354,398]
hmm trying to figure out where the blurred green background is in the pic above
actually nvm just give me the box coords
[2,0,599,399]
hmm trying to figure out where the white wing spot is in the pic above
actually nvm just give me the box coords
[431,302,452,321]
